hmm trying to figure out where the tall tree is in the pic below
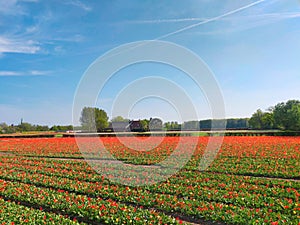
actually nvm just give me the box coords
[18,122,34,132]
[249,109,264,129]
[80,107,109,132]
[140,119,150,131]
[95,108,109,131]
[261,112,274,129]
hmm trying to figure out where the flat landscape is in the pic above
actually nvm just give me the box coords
[0,136,299,224]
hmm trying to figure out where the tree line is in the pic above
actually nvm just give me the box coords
[249,100,300,131]
[79,107,250,131]
[80,100,300,132]
[2,99,299,134]
[0,122,73,134]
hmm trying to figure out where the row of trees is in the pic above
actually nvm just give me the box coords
[81,100,300,132]
[249,100,300,130]
[3,99,298,134]
[79,107,250,131]
[0,122,73,134]
[162,119,248,130]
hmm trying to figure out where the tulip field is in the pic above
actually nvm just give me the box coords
[0,136,299,224]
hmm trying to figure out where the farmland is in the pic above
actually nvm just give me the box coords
[0,136,299,224]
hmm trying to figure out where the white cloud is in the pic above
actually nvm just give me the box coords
[138,11,300,37]
[0,36,40,54]
[0,71,21,76]
[0,0,23,15]
[0,70,51,76]
[29,70,51,75]
[115,0,266,40]
[157,0,266,40]
[65,0,91,12]
[124,11,300,26]
[51,34,85,43]
[121,0,300,38]
[122,18,206,25]
[0,0,38,15]
[219,11,300,33]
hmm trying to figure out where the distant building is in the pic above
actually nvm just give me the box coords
[106,118,162,132]
[129,120,143,132]
[107,121,130,132]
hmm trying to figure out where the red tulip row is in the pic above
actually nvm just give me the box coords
[0,178,181,225]
[0,155,298,193]
[0,156,298,224]
[0,136,299,224]
[0,136,299,179]
[0,156,299,197]
[0,197,86,225]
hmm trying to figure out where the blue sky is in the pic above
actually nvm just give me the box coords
[0,0,300,125]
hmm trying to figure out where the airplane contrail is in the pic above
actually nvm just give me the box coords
[157,0,267,40]
[99,0,267,62]
[124,18,206,24]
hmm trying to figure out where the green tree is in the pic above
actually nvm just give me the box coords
[95,108,109,131]
[164,121,181,131]
[0,123,8,134]
[140,119,150,131]
[261,112,274,129]
[35,125,49,131]
[80,107,95,131]
[288,104,300,130]
[111,116,129,122]
[80,107,109,132]
[249,109,264,129]
[18,122,34,132]
[273,100,300,130]
[50,125,72,132]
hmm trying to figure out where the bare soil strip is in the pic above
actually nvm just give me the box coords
[204,170,300,183]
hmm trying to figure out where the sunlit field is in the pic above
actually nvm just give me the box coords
[0,136,299,224]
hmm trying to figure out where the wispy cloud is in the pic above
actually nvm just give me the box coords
[50,34,85,43]
[0,0,39,15]
[29,70,51,75]
[0,36,40,54]
[239,11,300,21]
[122,9,300,38]
[0,71,20,76]
[0,0,24,15]
[185,11,300,36]
[134,0,267,40]
[226,11,300,32]
[0,70,51,76]
[121,0,300,38]
[64,0,92,12]
[122,17,206,25]
[123,11,300,25]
